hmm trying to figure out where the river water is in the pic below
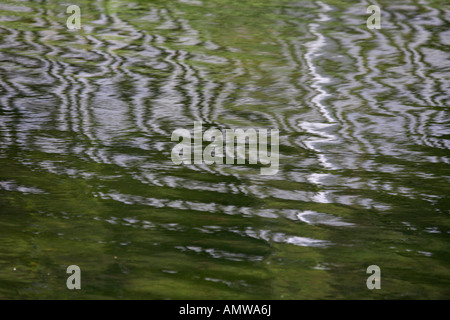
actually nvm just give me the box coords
[0,0,449,299]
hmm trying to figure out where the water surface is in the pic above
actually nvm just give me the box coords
[0,0,449,299]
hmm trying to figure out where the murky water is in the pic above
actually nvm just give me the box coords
[0,0,449,299]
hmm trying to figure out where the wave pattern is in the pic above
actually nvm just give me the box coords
[0,0,449,299]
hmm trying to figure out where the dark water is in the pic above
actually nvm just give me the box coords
[0,0,449,299]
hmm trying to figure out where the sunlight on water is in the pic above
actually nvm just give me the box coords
[0,0,449,299]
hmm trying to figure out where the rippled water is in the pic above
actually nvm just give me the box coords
[0,0,449,299]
